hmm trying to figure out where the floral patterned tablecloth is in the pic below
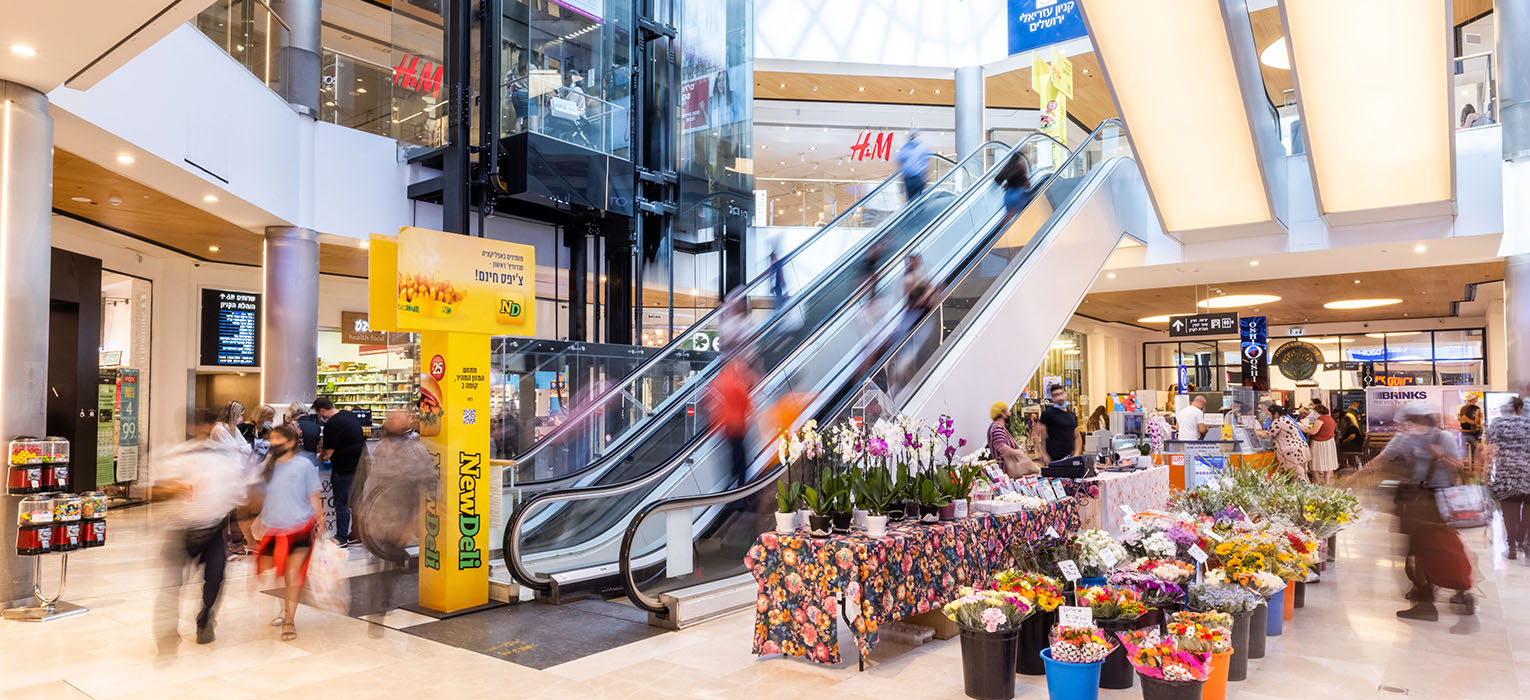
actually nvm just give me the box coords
[744,498,1080,665]
[1079,465,1171,534]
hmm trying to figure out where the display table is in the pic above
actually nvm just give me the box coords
[1078,466,1171,533]
[745,499,1080,666]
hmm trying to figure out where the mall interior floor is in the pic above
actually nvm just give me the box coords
[2,494,1529,699]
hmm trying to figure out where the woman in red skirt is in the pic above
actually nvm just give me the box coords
[255,425,324,641]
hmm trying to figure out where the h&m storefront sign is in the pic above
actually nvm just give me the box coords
[1008,0,1088,55]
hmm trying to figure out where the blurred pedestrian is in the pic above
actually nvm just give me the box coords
[286,402,321,459]
[355,410,434,621]
[255,425,324,642]
[988,400,1037,477]
[1032,384,1081,466]
[1487,396,1530,560]
[1309,403,1339,485]
[211,401,252,458]
[153,409,248,649]
[895,128,930,200]
[1459,393,1484,463]
[1258,404,1310,482]
[888,254,939,391]
[707,351,756,491]
[249,404,276,460]
[994,151,1034,224]
[314,397,366,546]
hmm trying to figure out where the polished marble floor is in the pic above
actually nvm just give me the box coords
[1,492,1527,699]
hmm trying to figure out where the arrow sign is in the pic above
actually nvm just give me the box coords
[1171,319,1185,332]
[1169,312,1239,338]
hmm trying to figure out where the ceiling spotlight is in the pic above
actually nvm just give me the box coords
[1414,244,1427,253]
[1353,279,1361,284]
[1248,260,1259,266]
[360,240,370,249]
[357,87,367,94]
[1323,298,1402,310]
[10,45,37,57]
[208,246,220,252]
[1106,272,1117,279]
[858,86,865,92]
[1196,294,1281,309]
[203,194,219,203]
[69,196,92,203]
[116,154,135,165]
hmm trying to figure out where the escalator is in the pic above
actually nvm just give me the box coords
[502,132,1077,598]
[500,142,1018,593]
[612,120,1149,622]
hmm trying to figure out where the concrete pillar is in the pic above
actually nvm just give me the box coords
[1501,0,1530,161]
[954,66,986,162]
[269,0,321,116]
[0,82,52,603]
[262,227,319,407]
[1501,1,1530,391]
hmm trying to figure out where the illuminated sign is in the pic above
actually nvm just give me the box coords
[393,54,444,100]
[850,131,893,161]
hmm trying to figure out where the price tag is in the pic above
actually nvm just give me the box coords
[1099,547,1119,568]
[1120,504,1135,518]
[1188,544,1208,563]
[1058,605,1094,628]
[1207,530,1225,542]
[1058,559,1082,582]
[1046,526,1060,539]
[1205,478,1221,491]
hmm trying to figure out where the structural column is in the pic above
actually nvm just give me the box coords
[0,81,52,604]
[954,66,986,162]
[263,227,319,407]
[269,0,322,115]
[1501,0,1530,392]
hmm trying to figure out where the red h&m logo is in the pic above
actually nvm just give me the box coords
[850,131,893,161]
[393,54,444,100]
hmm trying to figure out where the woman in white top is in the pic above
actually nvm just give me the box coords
[210,401,253,457]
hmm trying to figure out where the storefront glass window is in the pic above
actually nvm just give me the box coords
[1144,343,1177,366]
[99,272,152,490]
[1434,329,1485,361]
[1436,360,1484,385]
[391,2,447,151]
[315,330,418,421]
[500,0,633,157]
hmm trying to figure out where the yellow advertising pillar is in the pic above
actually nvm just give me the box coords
[368,226,535,614]
[1033,48,1074,162]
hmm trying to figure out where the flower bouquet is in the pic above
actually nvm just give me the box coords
[1205,568,1285,598]
[1120,510,1208,562]
[1077,586,1148,621]
[1108,569,1186,609]
[1042,626,1119,697]
[1048,625,1117,663]
[995,570,1065,675]
[944,586,1035,700]
[1186,583,1263,682]
[1167,612,1234,699]
[1212,530,1307,581]
[1117,628,1212,699]
[1301,487,1362,538]
[1075,528,1130,578]
[1131,557,1197,584]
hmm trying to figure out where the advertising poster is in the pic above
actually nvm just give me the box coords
[1239,316,1268,390]
[416,331,492,613]
[1008,0,1088,56]
[96,376,116,486]
[368,233,401,332]
[116,369,140,482]
[1365,386,1446,434]
[679,76,710,134]
[395,226,536,336]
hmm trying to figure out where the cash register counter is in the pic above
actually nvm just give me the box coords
[1153,450,1277,490]
[1078,464,1171,533]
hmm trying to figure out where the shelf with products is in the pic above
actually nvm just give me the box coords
[317,367,413,376]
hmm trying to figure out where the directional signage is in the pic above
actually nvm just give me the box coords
[1168,312,1239,338]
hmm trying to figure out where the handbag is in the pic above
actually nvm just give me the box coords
[1418,433,1491,528]
[548,95,581,122]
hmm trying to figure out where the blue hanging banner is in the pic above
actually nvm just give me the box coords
[1008,0,1088,56]
[1240,316,1269,391]
[1176,365,1189,395]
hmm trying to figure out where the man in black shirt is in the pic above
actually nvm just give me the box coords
[1032,384,1081,465]
[314,397,366,546]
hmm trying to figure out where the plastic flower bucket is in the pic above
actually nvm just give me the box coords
[1282,580,1295,621]
[1041,648,1103,700]
[959,626,1022,700]
[1201,649,1232,700]
[1265,588,1285,636]
[1247,602,1268,658]
[1017,608,1057,675]
[1138,673,1206,700]
[1228,610,1253,681]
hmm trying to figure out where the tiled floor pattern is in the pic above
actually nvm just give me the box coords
[1,492,1527,699]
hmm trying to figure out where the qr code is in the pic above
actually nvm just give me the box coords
[461,408,477,425]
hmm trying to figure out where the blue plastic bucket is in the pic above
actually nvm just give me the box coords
[1042,648,1104,700]
[1265,588,1285,636]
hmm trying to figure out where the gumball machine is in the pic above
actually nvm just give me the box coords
[5,437,87,621]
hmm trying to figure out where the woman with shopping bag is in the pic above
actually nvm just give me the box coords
[254,425,325,641]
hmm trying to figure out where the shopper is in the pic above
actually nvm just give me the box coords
[988,401,1037,477]
[1351,402,1473,625]
[355,410,434,619]
[248,404,276,459]
[1258,404,1311,482]
[256,424,324,642]
[888,254,939,391]
[895,128,931,200]
[1487,397,1530,560]
[1085,405,1110,434]
[1459,393,1484,463]
[152,409,248,649]
[1461,103,1481,129]
[1309,404,1339,485]
[288,402,322,459]
[994,151,1034,224]
[314,397,366,546]
[1338,401,1365,470]
[211,401,252,458]
[1176,395,1208,441]
[1032,385,1080,465]
[706,351,755,492]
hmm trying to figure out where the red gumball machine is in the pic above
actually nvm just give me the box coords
[5,437,87,621]
[16,494,53,555]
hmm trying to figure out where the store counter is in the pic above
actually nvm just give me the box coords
[1078,465,1171,532]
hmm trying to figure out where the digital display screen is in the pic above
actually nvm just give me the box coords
[199,288,261,367]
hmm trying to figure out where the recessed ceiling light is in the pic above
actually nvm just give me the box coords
[1137,315,1174,323]
[1414,244,1427,253]
[778,83,785,88]
[10,45,37,57]
[203,194,219,203]
[1324,298,1402,309]
[858,86,865,92]
[1259,37,1289,70]
[208,245,220,252]
[1365,331,1420,339]
[1248,260,1259,266]
[1197,294,1281,309]
[356,87,367,94]
[1353,279,1361,284]
[69,196,92,203]
[116,154,135,165]
[1106,272,1117,279]
[935,89,941,94]
[360,240,370,249]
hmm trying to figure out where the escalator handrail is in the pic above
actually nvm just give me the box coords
[502,137,1060,589]
[500,145,1001,489]
[615,119,1125,614]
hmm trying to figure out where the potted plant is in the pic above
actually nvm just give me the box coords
[935,468,963,520]
[801,485,832,538]
[774,480,802,534]
[942,586,1034,700]
[917,474,950,523]
[1043,625,1116,700]
[1187,582,1262,682]
[1117,629,1212,700]
[1076,586,1151,690]
[856,467,895,538]
[1167,611,1233,700]
[993,570,1064,675]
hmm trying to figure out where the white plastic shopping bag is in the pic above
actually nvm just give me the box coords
[305,536,351,613]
